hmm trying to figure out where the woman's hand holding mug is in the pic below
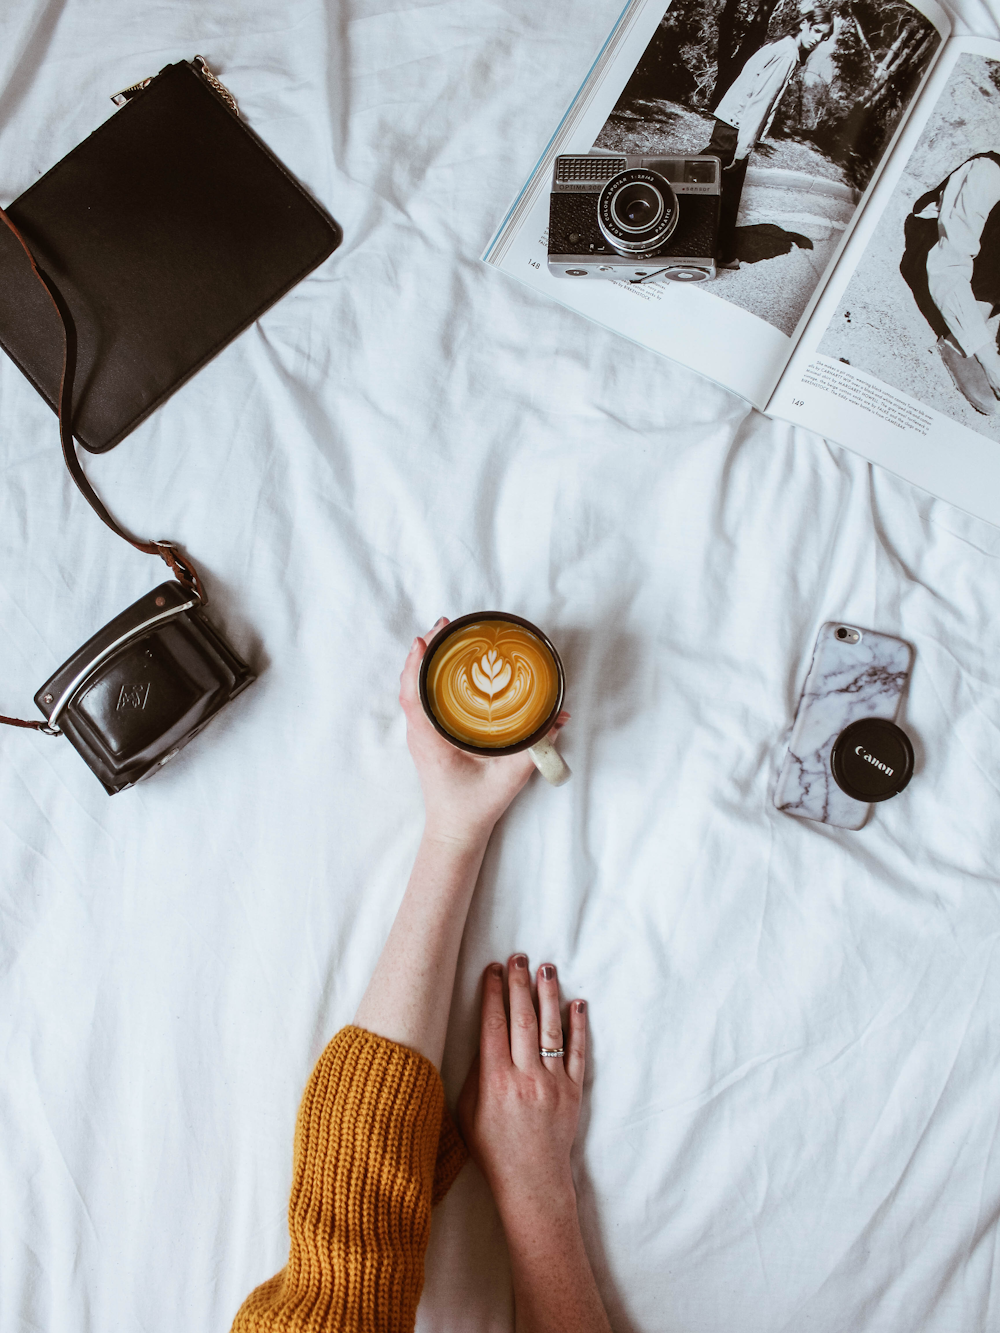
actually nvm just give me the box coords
[417,613,571,790]
[399,618,568,845]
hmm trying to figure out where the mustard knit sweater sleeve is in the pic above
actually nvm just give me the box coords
[231,1025,468,1333]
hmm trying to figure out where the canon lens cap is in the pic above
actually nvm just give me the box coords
[830,718,914,803]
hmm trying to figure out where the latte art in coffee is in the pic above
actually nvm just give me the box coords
[425,621,560,748]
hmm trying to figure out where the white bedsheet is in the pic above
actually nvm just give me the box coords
[2,2,1000,1330]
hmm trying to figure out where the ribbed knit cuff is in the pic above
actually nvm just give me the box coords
[231,1026,468,1333]
[432,1105,467,1206]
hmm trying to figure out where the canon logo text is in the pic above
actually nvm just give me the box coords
[855,744,893,777]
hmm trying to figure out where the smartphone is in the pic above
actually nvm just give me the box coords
[774,623,913,830]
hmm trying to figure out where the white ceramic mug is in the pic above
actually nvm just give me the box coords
[417,611,570,786]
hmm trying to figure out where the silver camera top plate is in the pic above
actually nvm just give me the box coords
[552,154,721,196]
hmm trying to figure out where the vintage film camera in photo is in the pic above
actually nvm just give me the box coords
[548,153,721,283]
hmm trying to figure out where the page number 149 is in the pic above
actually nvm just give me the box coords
[792,398,805,407]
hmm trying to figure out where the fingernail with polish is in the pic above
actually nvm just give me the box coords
[576,1000,586,1014]
[490,963,503,978]
[513,954,528,970]
[540,964,555,981]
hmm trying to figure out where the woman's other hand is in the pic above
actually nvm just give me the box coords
[458,959,609,1332]
[400,620,568,846]
[458,956,586,1219]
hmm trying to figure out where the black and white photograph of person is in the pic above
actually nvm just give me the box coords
[705,5,835,262]
[818,55,1000,438]
[594,0,940,333]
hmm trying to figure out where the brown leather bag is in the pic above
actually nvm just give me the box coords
[0,56,341,453]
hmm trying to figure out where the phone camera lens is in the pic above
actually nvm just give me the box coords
[837,628,848,639]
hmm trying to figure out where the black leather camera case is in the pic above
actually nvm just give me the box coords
[34,582,254,793]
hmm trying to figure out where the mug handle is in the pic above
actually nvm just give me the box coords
[527,736,571,787]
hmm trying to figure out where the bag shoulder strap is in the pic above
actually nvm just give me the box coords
[0,203,204,732]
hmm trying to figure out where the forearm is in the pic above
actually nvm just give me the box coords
[353,825,491,1067]
[501,1192,613,1333]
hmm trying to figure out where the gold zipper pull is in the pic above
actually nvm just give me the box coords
[193,55,240,117]
[110,76,153,107]
[110,59,239,116]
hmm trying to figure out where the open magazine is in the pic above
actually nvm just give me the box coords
[485,0,1000,527]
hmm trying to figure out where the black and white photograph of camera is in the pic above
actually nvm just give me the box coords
[548,153,721,282]
[585,0,940,332]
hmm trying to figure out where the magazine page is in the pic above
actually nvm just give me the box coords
[769,37,1000,527]
[484,0,948,405]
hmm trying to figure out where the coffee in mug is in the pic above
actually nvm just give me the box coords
[418,612,570,785]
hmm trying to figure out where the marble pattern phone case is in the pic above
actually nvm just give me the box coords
[774,624,913,830]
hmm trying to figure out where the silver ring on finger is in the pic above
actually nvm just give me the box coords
[539,1047,565,1058]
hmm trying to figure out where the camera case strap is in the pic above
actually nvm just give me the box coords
[0,196,254,793]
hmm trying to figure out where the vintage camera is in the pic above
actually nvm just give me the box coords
[33,581,254,794]
[548,153,721,282]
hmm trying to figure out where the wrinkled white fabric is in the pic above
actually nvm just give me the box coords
[1,3,1000,1332]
